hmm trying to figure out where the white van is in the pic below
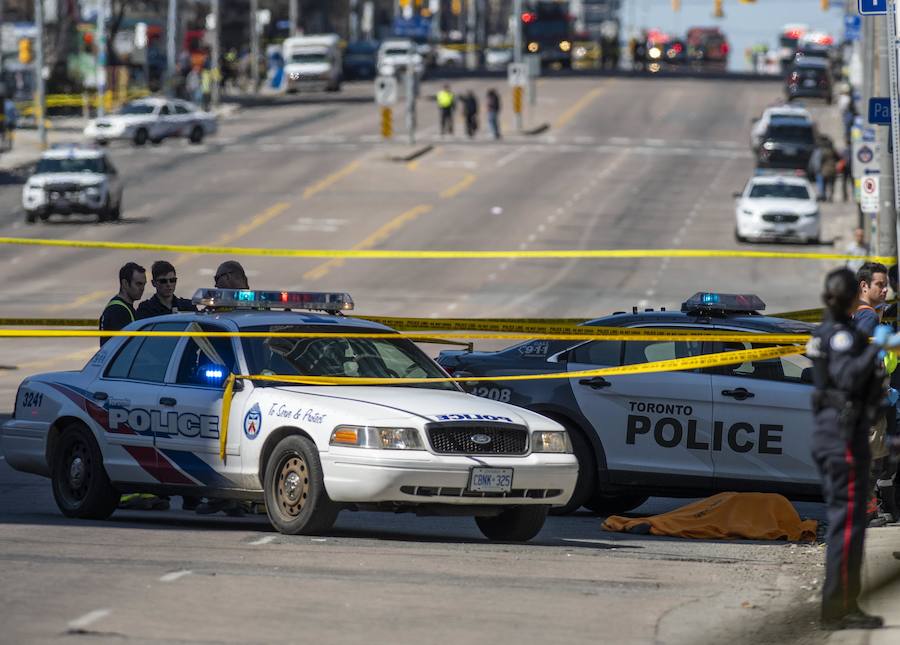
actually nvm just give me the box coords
[377,39,425,78]
[282,34,342,93]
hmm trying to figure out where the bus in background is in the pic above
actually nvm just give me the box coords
[521,1,574,68]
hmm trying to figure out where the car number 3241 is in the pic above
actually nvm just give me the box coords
[469,467,514,493]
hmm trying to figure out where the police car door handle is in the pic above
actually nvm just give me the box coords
[159,397,177,407]
[579,377,611,389]
[721,388,755,400]
[92,391,108,401]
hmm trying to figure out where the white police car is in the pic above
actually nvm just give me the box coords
[22,145,124,223]
[1,290,576,540]
[437,293,818,516]
[84,98,217,146]
[734,174,819,244]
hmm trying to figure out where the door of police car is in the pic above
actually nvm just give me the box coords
[565,336,715,484]
[155,322,243,484]
[707,340,819,491]
[92,321,186,483]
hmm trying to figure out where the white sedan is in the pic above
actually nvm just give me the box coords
[1,289,577,539]
[84,98,217,146]
[734,175,820,244]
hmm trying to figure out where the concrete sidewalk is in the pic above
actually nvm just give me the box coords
[826,526,900,643]
[0,102,241,173]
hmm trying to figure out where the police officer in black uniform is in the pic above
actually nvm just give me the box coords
[808,267,888,630]
[136,260,196,319]
[99,262,146,347]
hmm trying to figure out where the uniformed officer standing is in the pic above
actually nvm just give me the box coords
[136,261,196,319]
[807,268,889,630]
[98,262,146,347]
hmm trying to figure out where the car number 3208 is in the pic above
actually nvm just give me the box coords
[469,386,512,402]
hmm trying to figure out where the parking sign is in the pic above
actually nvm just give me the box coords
[374,76,398,106]
[859,0,887,15]
[861,176,880,214]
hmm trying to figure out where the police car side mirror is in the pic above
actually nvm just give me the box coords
[232,378,245,392]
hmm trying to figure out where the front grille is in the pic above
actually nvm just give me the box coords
[426,422,528,455]
[400,485,563,499]
[762,213,799,224]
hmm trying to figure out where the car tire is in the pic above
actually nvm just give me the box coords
[547,419,597,516]
[584,492,649,516]
[96,139,108,147]
[25,210,36,224]
[39,212,50,222]
[734,228,747,244]
[133,128,149,146]
[475,506,549,542]
[263,434,339,535]
[189,126,204,144]
[51,423,119,519]
[111,198,121,221]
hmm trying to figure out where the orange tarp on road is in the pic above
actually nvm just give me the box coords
[601,492,818,542]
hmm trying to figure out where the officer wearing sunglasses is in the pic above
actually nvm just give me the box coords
[136,260,197,319]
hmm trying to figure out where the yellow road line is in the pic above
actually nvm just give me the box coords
[303,204,433,281]
[554,86,605,130]
[303,159,363,200]
[440,173,477,199]
[174,201,291,264]
[44,288,110,314]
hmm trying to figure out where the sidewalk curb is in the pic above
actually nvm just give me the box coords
[387,144,434,163]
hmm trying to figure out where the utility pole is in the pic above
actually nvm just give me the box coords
[210,0,220,108]
[96,0,107,118]
[289,0,299,37]
[886,0,900,270]
[250,0,260,93]
[405,48,416,145]
[466,0,477,69]
[34,0,45,148]
[167,0,177,93]
[876,4,897,260]
[513,0,523,132]
[350,0,359,43]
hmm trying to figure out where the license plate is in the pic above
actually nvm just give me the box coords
[54,199,69,209]
[469,467,513,493]
[803,79,816,87]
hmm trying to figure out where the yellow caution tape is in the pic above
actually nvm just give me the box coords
[0,236,893,263]
[0,328,812,343]
[218,344,804,460]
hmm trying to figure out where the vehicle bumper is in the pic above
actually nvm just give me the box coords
[787,87,830,100]
[24,196,105,215]
[322,448,577,506]
[1,420,49,477]
[737,217,819,242]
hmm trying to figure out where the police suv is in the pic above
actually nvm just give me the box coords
[1,290,576,540]
[22,145,124,223]
[436,294,817,515]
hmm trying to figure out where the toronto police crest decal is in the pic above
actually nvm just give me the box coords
[244,402,262,440]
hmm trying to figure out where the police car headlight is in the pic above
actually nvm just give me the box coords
[805,210,819,218]
[85,185,102,197]
[531,430,572,453]
[330,425,424,450]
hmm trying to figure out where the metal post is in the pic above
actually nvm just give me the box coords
[211,0,221,108]
[513,0,523,132]
[289,0,299,38]
[167,0,177,88]
[350,0,359,43]
[96,0,106,118]
[887,1,900,269]
[876,4,898,260]
[406,48,416,145]
[466,0,477,69]
[250,0,259,93]
[34,0,45,148]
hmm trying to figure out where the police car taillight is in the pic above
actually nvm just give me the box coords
[192,288,354,314]
[681,292,766,314]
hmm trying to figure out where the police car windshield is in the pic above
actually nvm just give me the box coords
[241,325,457,390]
[767,124,814,144]
[35,157,104,174]
[118,103,156,115]
[290,53,328,63]
[749,184,810,199]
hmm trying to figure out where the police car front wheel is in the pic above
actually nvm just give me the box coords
[263,434,340,535]
[50,423,119,520]
[474,506,549,542]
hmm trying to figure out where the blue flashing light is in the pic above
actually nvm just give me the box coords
[236,290,256,302]
[681,292,766,314]
[701,293,720,304]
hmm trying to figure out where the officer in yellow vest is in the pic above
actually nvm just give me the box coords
[99,262,146,348]
[437,84,455,136]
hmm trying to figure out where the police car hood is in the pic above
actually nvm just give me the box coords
[269,385,559,428]
[28,173,104,188]
[743,197,817,213]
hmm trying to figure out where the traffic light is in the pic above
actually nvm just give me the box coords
[18,38,32,64]
[672,0,680,11]
[713,0,724,18]
[451,0,461,16]
[821,0,829,9]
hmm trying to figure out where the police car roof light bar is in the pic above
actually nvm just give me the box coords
[192,289,354,314]
[681,292,766,314]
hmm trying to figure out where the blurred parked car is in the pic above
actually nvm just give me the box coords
[342,40,380,80]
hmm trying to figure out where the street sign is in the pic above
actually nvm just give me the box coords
[853,138,880,180]
[859,0,887,15]
[846,15,862,42]
[134,22,148,49]
[869,97,891,125]
[374,75,398,105]
[861,175,880,214]
[508,62,528,87]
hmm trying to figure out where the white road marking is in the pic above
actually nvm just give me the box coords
[495,146,527,168]
[159,570,192,583]
[68,609,111,630]
[249,535,276,546]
